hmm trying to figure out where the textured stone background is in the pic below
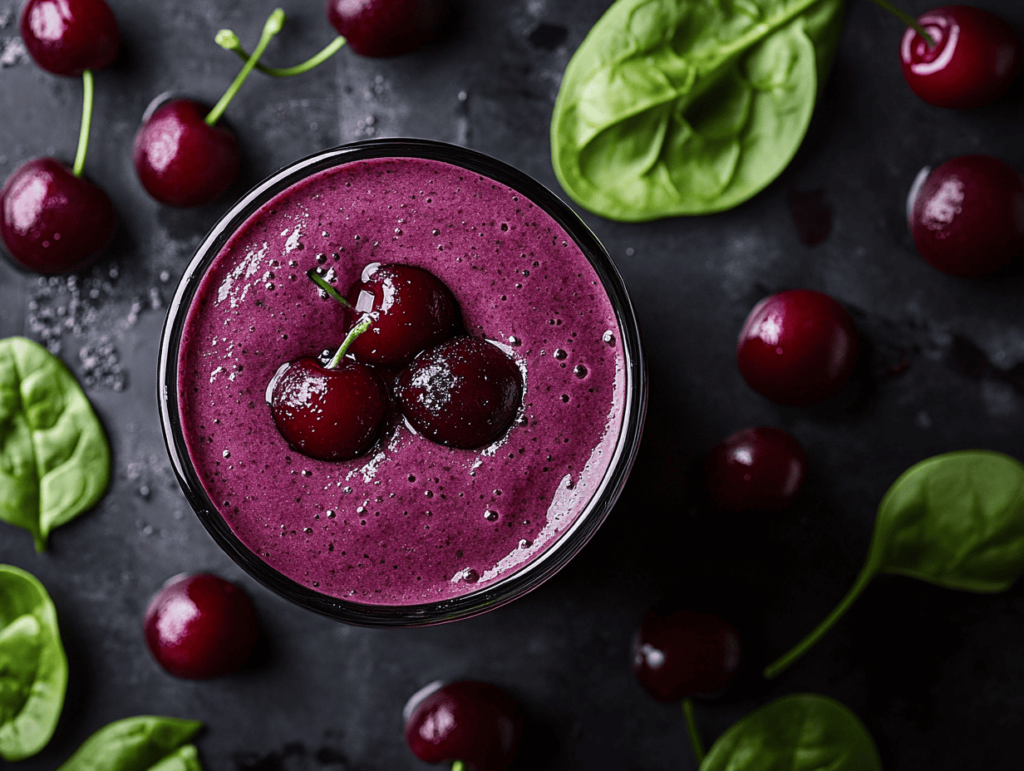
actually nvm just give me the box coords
[2,0,1023,768]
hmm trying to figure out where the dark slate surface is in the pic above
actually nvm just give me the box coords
[2,0,1024,768]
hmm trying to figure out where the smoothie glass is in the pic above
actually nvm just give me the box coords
[158,139,646,627]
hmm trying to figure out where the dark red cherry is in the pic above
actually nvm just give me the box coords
[705,427,807,513]
[143,573,259,680]
[736,290,859,407]
[908,155,1024,277]
[900,6,1021,109]
[326,0,448,58]
[20,0,120,76]
[395,336,522,450]
[404,681,521,771]
[268,355,388,461]
[133,99,240,208]
[1,157,115,275]
[632,609,742,702]
[346,263,461,367]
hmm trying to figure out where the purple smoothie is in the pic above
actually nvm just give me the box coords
[177,155,626,606]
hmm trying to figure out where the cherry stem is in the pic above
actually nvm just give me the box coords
[206,8,286,126]
[682,698,706,766]
[867,0,936,48]
[72,70,94,178]
[307,269,353,309]
[763,563,876,680]
[216,31,347,77]
[327,317,372,369]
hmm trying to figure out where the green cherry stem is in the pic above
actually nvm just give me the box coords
[682,698,706,766]
[205,8,286,127]
[72,69,95,178]
[763,564,876,680]
[867,0,936,47]
[216,30,347,77]
[327,317,372,369]
[307,269,353,309]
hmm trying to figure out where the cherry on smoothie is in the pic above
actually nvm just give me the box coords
[1,157,115,274]
[907,155,1024,278]
[899,5,1021,109]
[346,263,461,367]
[327,0,448,58]
[632,609,742,702]
[133,99,241,208]
[144,572,259,680]
[705,427,807,513]
[268,318,389,461]
[395,336,523,450]
[133,9,284,207]
[736,290,859,407]
[20,0,120,76]
[404,680,522,771]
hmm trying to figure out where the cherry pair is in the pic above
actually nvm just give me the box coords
[269,264,523,462]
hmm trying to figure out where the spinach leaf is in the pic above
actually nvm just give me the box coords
[0,564,68,761]
[0,336,111,551]
[56,715,204,771]
[700,693,881,771]
[550,0,845,221]
[765,450,1024,679]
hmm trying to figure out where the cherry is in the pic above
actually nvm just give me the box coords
[345,263,461,367]
[907,155,1024,278]
[900,5,1021,109]
[326,0,448,58]
[20,0,120,77]
[1,157,115,275]
[133,99,241,208]
[134,9,284,207]
[736,290,859,407]
[268,316,389,461]
[632,609,742,702]
[143,573,259,680]
[404,681,521,771]
[268,356,388,462]
[395,336,522,450]
[705,427,807,513]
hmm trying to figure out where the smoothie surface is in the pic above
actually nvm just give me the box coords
[178,156,626,605]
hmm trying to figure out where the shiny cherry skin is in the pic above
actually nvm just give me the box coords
[395,336,522,449]
[908,155,1024,277]
[633,609,743,702]
[900,6,1021,109]
[20,0,120,76]
[404,681,521,771]
[737,290,859,407]
[133,99,240,207]
[705,427,807,513]
[326,0,448,58]
[1,157,115,275]
[268,355,388,461]
[346,263,461,367]
[144,573,259,680]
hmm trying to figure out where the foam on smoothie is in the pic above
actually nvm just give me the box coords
[178,156,625,605]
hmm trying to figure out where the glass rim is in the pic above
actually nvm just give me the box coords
[157,138,647,627]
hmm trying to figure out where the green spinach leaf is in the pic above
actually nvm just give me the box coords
[0,564,68,761]
[0,336,111,551]
[765,450,1024,679]
[56,715,204,771]
[551,0,844,221]
[700,693,881,771]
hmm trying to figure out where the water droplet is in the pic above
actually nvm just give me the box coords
[222,450,231,459]
[553,349,567,360]
[484,510,499,522]
[574,364,588,378]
